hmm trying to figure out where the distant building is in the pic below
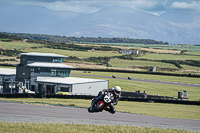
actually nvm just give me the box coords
[0,68,16,93]
[119,49,139,54]
[0,52,108,95]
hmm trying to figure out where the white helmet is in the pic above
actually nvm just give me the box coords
[114,86,121,96]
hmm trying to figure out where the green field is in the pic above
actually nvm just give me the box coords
[1,41,200,74]
[23,48,123,58]
[97,43,200,52]
[109,59,177,69]
[0,41,41,50]
[71,71,200,101]
[136,54,200,61]
[181,65,200,71]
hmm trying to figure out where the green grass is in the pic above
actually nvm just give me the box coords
[0,98,199,120]
[72,71,200,85]
[97,43,200,52]
[0,41,41,50]
[117,101,200,119]
[109,59,177,69]
[187,52,200,55]
[182,65,200,71]
[0,66,15,69]
[23,48,123,58]
[136,54,200,61]
[0,122,197,133]
[71,71,200,101]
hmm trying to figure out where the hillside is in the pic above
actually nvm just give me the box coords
[0,33,200,76]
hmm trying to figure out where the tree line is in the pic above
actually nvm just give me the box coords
[0,33,23,41]
[1,32,169,44]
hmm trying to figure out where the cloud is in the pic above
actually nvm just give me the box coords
[170,1,200,12]
[46,1,100,13]
[1,0,200,15]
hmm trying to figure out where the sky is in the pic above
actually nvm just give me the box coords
[1,0,200,16]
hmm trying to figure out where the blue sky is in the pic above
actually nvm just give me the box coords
[1,0,200,15]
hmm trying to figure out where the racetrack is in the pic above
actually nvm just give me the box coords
[0,102,199,131]
[74,74,200,88]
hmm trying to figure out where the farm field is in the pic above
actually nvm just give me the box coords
[136,53,200,61]
[97,43,200,52]
[0,41,41,50]
[23,48,123,58]
[109,59,177,69]
[181,65,200,71]
[109,59,200,71]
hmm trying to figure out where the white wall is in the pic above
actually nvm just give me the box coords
[72,81,108,96]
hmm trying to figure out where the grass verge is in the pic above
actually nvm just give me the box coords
[1,122,198,133]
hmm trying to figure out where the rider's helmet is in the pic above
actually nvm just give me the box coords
[114,86,121,96]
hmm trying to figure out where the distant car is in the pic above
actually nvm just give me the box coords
[128,76,131,80]
[112,75,116,78]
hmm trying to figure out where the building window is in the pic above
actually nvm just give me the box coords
[60,87,71,92]
[51,69,70,77]
[53,58,63,63]
[51,69,57,77]
[64,70,70,77]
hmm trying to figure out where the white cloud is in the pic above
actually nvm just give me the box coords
[1,0,200,14]
[44,1,100,13]
[170,1,200,11]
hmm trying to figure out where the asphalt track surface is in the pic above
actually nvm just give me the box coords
[74,74,200,88]
[0,102,200,131]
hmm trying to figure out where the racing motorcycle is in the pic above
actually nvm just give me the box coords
[88,92,114,113]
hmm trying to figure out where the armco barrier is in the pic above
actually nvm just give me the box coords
[120,97,200,105]
[0,93,199,105]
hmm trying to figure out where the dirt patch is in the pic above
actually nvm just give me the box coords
[141,48,180,54]
[64,62,143,71]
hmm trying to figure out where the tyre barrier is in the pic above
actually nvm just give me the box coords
[0,93,199,105]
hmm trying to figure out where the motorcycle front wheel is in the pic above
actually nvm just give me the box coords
[90,101,105,112]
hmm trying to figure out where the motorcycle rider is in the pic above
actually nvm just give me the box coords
[94,86,122,114]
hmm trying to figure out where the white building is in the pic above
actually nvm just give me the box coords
[0,52,109,95]
[0,68,17,93]
[119,49,139,54]
[35,77,108,96]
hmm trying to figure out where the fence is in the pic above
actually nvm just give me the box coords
[0,92,199,105]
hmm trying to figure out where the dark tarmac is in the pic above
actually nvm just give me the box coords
[74,74,200,88]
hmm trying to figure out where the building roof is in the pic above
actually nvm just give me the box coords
[26,62,76,69]
[36,77,108,85]
[0,68,16,76]
[18,52,68,58]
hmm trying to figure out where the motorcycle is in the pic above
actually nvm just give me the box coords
[88,92,114,113]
